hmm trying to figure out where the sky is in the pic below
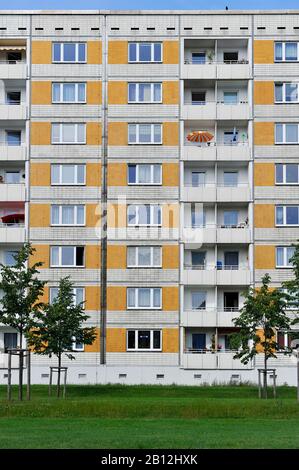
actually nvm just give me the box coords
[1,0,299,11]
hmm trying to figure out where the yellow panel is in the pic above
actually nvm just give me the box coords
[163,245,179,269]
[162,203,179,228]
[86,204,101,227]
[254,82,274,105]
[85,328,100,352]
[87,41,102,64]
[31,41,52,64]
[30,122,51,145]
[108,122,127,146]
[163,328,179,352]
[30,245,49,269]
[254,163,275,186]
[163,163,179,186]
[108,81,127,104]
[30,204,50,227]
[107,163,127,186]
[86,122,102,145]
[163,81,179,104]
[254,40,274,64]
[31,81,51,105]
[163,41,179,64]
[163,286,179,311]
[30,163,51,186]
[107,203,127,228]
[107,328,126,352]
[255,246,275,269]
[107,286,126,311]
[86,162,101,186]
[255,204,275,228]
[107,245,127,269]
[254,122,274,146]
[85,286,100,311]
[87,81,102,105]
[163,122,179,146]
[108,41,127,64]
[85,245,101,269]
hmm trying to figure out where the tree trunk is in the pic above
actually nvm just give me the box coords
[57,353,61,398]
[18,331,23,401]
[264,353,268,399]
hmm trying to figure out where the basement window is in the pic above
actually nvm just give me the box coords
[18,27,27,31]
[240,27,248,30]
[204,27,212,31]
[41,374,49,378]
[277,27,286,30]
[111,27,119,31]
[194,374,202,379]
[156,374,164,379]
[55,28,64,31]
[119,374,127,379]
[184,27,192,31]
[220,27,229,30]
[131,27,139,31]
[78,374,87,379]
[0,27,7,30]
[257,27,266,30]
[35,27,44,31]
[167,27,175,31]
[91,27,100,31]
[71,28,80,31]
[147,27,155,31]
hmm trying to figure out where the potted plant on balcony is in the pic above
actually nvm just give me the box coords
[207,50,215,64]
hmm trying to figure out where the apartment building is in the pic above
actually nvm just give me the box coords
[0,10,298,385]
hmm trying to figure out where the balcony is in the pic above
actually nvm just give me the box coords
[182,225,217,246]
[182,101,251,121]
[182,60,251,81]
[0,103,27,120]
[181,183,250,203]
[216,183,251,202]
[216,265,251,285]
[0,223,25,243]
[182,350,253,369]
[0,183,25,202]
[0,352,24,369]
[0,60,27,80]
[182,265,216,285]
[182,142,251,162]
[0,143,26,161]
[216,225,251,244]
[182,264,250,285]
[182,309,217,327]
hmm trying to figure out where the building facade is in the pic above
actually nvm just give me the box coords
[0,9,298,385]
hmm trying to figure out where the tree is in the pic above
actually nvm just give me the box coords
[0,243,46,400]
[231,274,292,398]
[28,277,96,397]
[282,242,299,324]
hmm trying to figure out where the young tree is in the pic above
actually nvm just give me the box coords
[0,243,46,400]
[282,242,299,322]
[28,277,96,397]
[231,274,292,398]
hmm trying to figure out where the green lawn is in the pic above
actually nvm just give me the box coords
[0,385,298,448]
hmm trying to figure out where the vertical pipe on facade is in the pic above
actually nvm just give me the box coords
[27,14,32,247]
[251,13,255,290]
[178,13,182,367]
[100,14,108,365]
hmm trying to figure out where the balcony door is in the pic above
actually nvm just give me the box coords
[192,333,206,350]
[4,333,17,353]
[191,91,206,105]
[192,52,206,64]
[224,292,239,311]
[191,251,206,269]
[224,251,239,269]
[191,171,205,187]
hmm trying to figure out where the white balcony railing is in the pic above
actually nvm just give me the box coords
[182,350,253,370]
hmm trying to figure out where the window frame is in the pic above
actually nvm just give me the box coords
[128,42,162,63]
[127,164,162,185]
[127,204,162,227]
[128,123,163,145]
[52,42,87,64]
[127,246,162,268]
[50,246,85,268]
[276,246,295,268]
[52,82,86,104]
[51,123,86,144]
[50,286,85,307]
[127,329,162,352]
[50,204,86,226]
[127,287,162,310]
[275,163,299,185]
[51,164,86,186]
[275,205,299,226]
[127,82,162,103]
[275,82,299,104]
[275,123,299,145]
[275,42,299,62]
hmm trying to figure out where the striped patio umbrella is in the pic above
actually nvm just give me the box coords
[187,131,214,143]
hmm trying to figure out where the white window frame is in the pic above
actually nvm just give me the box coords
[275,42,299,62]
[52,42,86,63]
[275,163,299,185]
[128,123,162,145]
[51,123,86,144]
[51,205,86,226]
[127,246,162,268]
[127,204,162,227]
[51,164,86,186]
[50,287,85,307]
[276,246,295,268]
[275,205,299,226]
[275,83,299,104]
[52,82,86,103]
[127,329,162,351]
[128,42,163,63]
[50,246,85,268]
[127,164,162,185]
[127,287,162,310]
[128,83,162,103]
[71,336,85,352]
[275,123,299,145]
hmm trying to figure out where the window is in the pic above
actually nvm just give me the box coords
[128,164,162,185]
[127,288,162,309]
[51,205,85,225]
[52,83,86,103]
[51,123,86,144]
[53,43,86,63]
[223,210,238,227]
[128,43,162,63]
[275,42,299,62]
[223,91,238,104]
[6,130,21,146]
[127,246,162,267]
[7,51,22,63]
[223,130,239,145]
[276,206,299,226]
[128,124,162,144]
[4,251,18,266]
[276,246,295,267]
[72,340,84,352]
[276,164,299,184]
[50,246,85,267]
[191,205,206,228]
[223,172,238,187]
[6,91,21,105]
[275,124,299,144]
[5,171,20,184]
[191,52,206,64]
[223,51,239,63]
[191,291,206,310]
[50,287,85,306]
[128,83,162,103]
[191,91,206,105]
[127,330,162,351]
[191,172,205,187]
[51,164,85,185]
[127,205,162,226]
[4,333,17,353]
[275,83,299,103]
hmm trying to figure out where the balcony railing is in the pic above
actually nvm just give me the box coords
[184,348,239,354]
[183,182,248,188]
[184,59,249,65]
[184,99,249,105]
[0,59,26,65]
[184,307,241,313]
[184,222,249,229]
[184,263,248,271]
[184,140,249,147]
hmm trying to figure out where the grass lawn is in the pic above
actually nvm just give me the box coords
[0,385,298,449]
